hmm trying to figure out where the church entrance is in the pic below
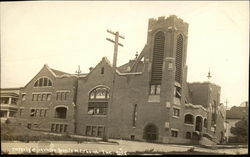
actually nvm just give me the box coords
[143,124,158,142]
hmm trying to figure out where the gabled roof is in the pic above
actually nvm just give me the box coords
[82,57,142,78]
[50,68,70,76]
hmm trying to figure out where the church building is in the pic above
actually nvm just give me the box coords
[14,15,226,144]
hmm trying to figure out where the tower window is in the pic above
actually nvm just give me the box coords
[150,85,160,95]
[173,108,180,117]
[151,31,165,85]
[175,34,183,84]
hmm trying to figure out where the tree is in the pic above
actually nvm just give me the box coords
[230,116,248,143]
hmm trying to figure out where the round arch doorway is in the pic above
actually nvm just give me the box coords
[143,124,158,142]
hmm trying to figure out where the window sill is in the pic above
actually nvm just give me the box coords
[184,123,194,126]
[88,115,107,117]
[172,116,180,119]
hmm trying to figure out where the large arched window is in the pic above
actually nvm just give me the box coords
[55,107,67,119]
[88,86,110,115]
[184,114,194,124]
[175,34,183,84]
[34,77,52,87]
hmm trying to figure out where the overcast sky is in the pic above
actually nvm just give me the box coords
[1,1,249,108]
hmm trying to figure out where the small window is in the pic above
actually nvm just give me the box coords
[30,109,35,117]
[34,77,52,87]
[51,124,55,132]
[171,130,178,137]
[92,126,97,136]
[88,107,94,115]
[97,126,104,137]
[64,125,67,132]
[86,126,91,136]
[131,135,135,140]
[19,108,24,116]
[40,109,44,117]
[59,124,64,133]
[55,124,59,132]
[56,92,59,100]
[22,94,26,101]
[47,94,51,101]
[150,85,161,95]
[37,94,42,101]
[44,109,48,117]
[173,108,180,117]
[27,123,31,129]
[42,94,47,101]
[101,67,104,74]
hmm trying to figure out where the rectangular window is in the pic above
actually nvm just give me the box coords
[64,125,67,132]
[19,108,24,116]
[30,109,35,117]
[173,108,180,117]
[40,109,44,117]
[86,126,91,136]
[22,94,26,101]
[132,104,138,127]
[47,94,51,101]
[27,123,31,129]
[44,109,48,117]
[42,94,47,101]
[37,94,42,101]
[59,124,64,133]
[61,92,64,100]
[97,126,104,137]
[65,92,69,100]
[51,124,55,132]
[92,126,97,136]
[150,85,161,95]
[55,124,59,132]
[56,92,60,101]
[88,107,94,115]
[171,130,178,137]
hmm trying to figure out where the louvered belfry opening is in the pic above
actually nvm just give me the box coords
[175,34,183,84]
[151,31,165,85]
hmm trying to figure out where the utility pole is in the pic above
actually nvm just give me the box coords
[224,99,229,110]
[73,65,82,134]
[105,29,124,141]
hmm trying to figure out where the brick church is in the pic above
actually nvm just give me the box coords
[14,15,226,144]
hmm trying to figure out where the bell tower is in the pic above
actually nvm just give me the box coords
[145,15,189,104]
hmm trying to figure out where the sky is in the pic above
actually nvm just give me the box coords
[0,1,249,108]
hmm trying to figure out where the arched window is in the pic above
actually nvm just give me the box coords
[55,107,67,119]
[151,31,165,86]
[175,34,183,83]
[184,114,194,124]
[88,86,110,115]
[34,77,52,87]
[186,132,191,139]
[204,118,207,128]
